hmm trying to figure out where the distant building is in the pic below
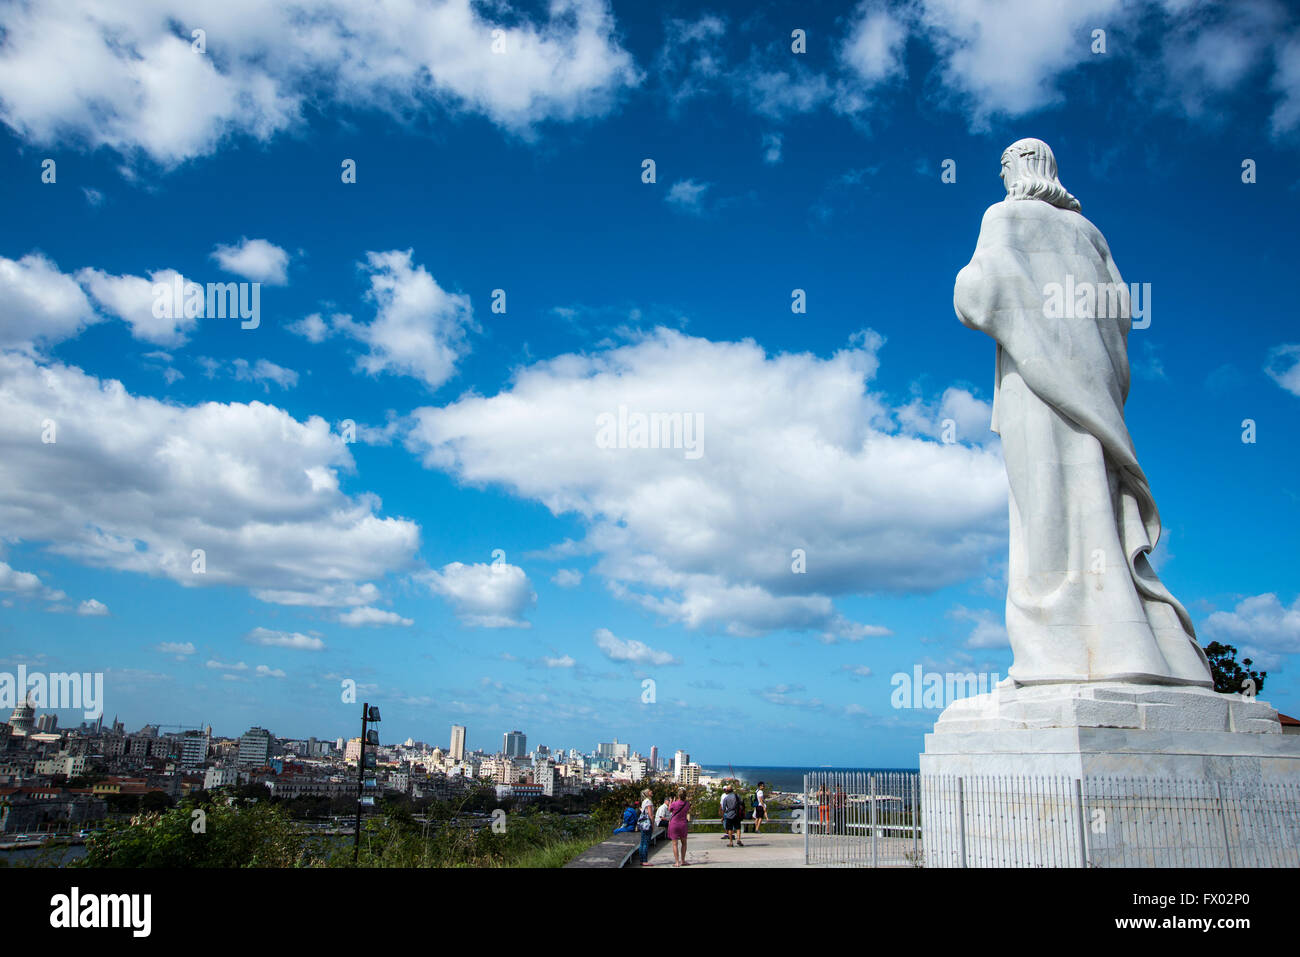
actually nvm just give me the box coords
[237,727,273,767]
[674,750,689,781]
[534,762,556,796]
[180,729,210,766]
[650,745,659,771]
[204,767,241,790]
[679,763,702,786]
[8,695,35,734]
[450,724,466,761]
[35,713,58,732]
[598,739,630,762]
[0,787,106,833]
[34,753,85,778]
[503,730,527,758]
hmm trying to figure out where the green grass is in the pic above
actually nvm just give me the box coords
[503,833,607,868]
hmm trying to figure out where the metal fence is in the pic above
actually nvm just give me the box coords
[804,772,1300,868]
[803,771,922,867]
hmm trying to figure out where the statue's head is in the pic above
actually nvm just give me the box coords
[1000,138,1081,212]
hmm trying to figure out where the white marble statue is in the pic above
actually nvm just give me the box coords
[954,138,1212,687]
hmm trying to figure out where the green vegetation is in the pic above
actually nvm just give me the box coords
[593,777,792,830]
[1206,641,1267,696]
[66,776,801,869]
[81,800,306,867]
[74,790,606,869]
[334,798,604,868]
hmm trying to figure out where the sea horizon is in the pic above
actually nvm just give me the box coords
[697,764,920,793]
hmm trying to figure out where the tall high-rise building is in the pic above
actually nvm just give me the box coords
[450,724,467,761]
[180,728,210,766]
[650,745,659,771]
[598,739,630,762]
[534,761,556,796]
[237,727,273,767]
[674,749,689,781]
[503,730,527,758]
[35,713,58,732]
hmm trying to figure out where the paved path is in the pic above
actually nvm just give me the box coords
[636,830,807,868]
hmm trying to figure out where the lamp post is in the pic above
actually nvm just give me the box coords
[352,702,381,865]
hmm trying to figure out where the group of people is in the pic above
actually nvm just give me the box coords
[719,781,769,846]
[617,781,769,867]
[815,783,849,833]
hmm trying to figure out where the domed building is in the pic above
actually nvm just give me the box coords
[8,694,36,734]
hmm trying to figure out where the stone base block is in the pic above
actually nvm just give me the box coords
[930,680,1283,737]
[919,683,1300,866]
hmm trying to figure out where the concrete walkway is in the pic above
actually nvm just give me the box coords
[636,830,807,868]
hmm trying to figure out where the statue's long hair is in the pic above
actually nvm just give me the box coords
[1002,138,1081,212]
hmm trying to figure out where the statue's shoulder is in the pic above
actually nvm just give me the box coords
[982,199,1057,223]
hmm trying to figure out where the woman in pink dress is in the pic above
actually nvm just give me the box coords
[667,787,691,866]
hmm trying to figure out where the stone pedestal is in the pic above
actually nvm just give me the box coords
[919,682,1300,867]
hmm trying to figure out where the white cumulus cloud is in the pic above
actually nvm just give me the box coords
[406,328,1006,637]
[1204,593,1300,664]
[0,254,100,353]
[245,627,326,650]
[211,238,290,285]
[593,627,677,665]
[333,250,476,391]
[338,606,414,627]
[424,560,536,628]
[0,0,641,166]
[0,352,420,607]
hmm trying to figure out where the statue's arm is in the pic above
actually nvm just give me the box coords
[954,204,1010,334]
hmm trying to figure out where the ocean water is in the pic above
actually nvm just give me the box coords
[699,765,919,794]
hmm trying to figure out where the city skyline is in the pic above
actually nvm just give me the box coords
[1,1,1299,767]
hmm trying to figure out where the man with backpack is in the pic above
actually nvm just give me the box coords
[720,784,744,847]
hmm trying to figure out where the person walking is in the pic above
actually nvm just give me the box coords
[720,784,744,847]
[667,787,692,866]
[637,788,655,866]
[753,781,767,834]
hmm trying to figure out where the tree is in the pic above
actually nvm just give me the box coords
[594,780,693,827]
[139,790,175,813]
[79,801,308,867]
[231,782,273,806]
[1204,641,1266,696]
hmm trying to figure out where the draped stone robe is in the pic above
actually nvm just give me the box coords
[955,199,1211,687]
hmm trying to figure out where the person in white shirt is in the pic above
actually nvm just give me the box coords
[637,788,655,866]
[753,782,767,833]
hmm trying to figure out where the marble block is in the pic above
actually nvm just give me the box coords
[919,682,1300,866]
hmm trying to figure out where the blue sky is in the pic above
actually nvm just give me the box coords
[1,0,1298,766]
